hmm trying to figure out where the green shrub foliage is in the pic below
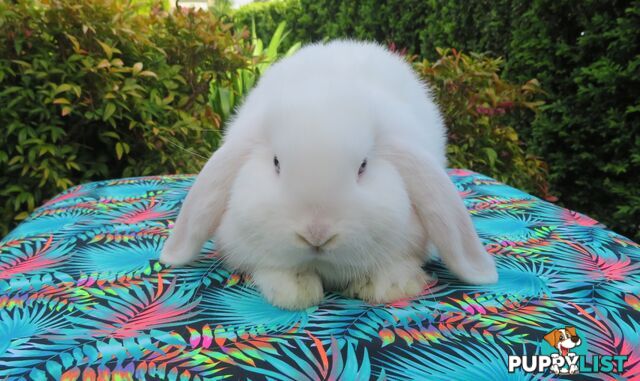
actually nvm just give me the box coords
[0,0,248,234]
[416,49,549,198]
[232,0,640,239]
[209,21,301,127]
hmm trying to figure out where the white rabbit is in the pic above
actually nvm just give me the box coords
[160,40,498,310]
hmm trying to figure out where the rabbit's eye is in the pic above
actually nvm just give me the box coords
[274,155,280,174]
[358,158,367,176]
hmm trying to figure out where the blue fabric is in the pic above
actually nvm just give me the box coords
[0,170,638,380]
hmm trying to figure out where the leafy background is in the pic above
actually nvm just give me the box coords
[0,0,248,235]
[1,0,638,243]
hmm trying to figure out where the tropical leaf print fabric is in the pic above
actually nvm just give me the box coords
[0,169,638,380]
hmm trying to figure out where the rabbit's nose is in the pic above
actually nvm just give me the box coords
[296,223,337,251]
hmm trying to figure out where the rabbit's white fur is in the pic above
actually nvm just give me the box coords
[160,40,498,310]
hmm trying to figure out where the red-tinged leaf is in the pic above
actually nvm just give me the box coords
[306,331,328,378]
[224,273,240,287]
[202,324,212,348]
[625,293,640,312]
[328,338,344,381]
[545,195,560,202]
[394,328,414,345]
[379,328,395,347]
[463,293,487,314]
[248,339,276,354]
[187,326,201,348]
[407,327,425,342]
[61,367,80,381]
[97,366,110,381]
[82,368,96,381]
[213,325,228,348]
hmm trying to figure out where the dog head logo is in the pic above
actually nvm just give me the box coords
[543,326,582,375]
[544,326,582,356]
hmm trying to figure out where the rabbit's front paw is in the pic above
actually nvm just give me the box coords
[343,264,428,304]
[252,269,324,310]
[159,236,198,266]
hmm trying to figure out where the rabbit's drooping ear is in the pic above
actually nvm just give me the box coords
[160,140,249,266]
[382,140,498,284]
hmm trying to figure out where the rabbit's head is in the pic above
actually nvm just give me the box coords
[216,81,421,278]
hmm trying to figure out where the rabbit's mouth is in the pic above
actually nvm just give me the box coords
[304,245,335,258]
[295,232,339,253]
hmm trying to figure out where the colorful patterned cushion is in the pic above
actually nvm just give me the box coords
[0,170,638,380]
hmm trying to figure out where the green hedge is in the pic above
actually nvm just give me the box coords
[232,0,640,240]
[231,1,515,59]
[508,1,640,241]
[0,0,248,235]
